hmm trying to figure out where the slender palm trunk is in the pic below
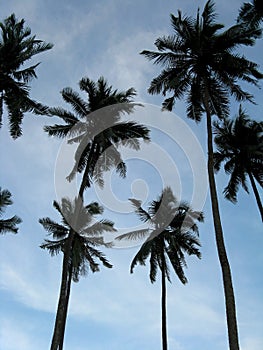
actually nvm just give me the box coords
[248,172,263,222]
[58,261,73,350]
[161,253,168,350]
[50,235,74,350]
[204,90,240,350]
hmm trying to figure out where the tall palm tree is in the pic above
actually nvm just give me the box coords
[44,76,150,196]
[0,187,21,234]
[44,77,150,350]
[116,187,203,350]
[140,1,262,349]
[237,0,263,27]
[39,197,115,350]
[214,106,263,221]
[0,13,53,138]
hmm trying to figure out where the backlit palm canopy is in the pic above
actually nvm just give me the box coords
[39,197,115,282]
[141,0,262,115]
[214,106,263,220]
[44,77,150,193]
[0,14,53,138]
[0,187,21,234]
[117,187,203,283]
[237,0,263,27]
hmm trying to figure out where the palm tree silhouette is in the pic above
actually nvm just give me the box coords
[40,197,115,350]
[214,106,263,221]
[116,187,203,350]
[140,1,262,348]
[0,14,53,138]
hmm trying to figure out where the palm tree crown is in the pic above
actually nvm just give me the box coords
[214,106,263,220]
[39,197,115,282]
[0,187,21,234]
[141,0,262,115]
[44,76,150,192]
[0,13,53,138]
[117,187,203,283]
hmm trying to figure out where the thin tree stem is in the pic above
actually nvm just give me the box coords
[248,172,263,222]
[161,253,168,350]
[50,235,74,350]
[58,260,73,350]
[204,88,240,350]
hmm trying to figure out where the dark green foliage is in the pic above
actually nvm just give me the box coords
[0,187,21,234]
[141,0,262,117]
[39,197,115,282]
[44,77,150,191]
[214,106,263,220]
[117,187,202,284]
[0,13,53,138]
[237,0,263,28]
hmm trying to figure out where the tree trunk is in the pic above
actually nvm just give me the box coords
[50,234,74,350]
[58,260,73,350]
[248,172,263,222]
[204,90,240,350]
[161,254,168,350]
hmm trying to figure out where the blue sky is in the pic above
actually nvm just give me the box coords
[0,1,262,350]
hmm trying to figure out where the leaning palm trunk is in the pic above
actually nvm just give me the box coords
[161,253,168,350]
[204,90,240,350]
[51,234,74,350]
[248,172,263,222]
[58,261,73,350]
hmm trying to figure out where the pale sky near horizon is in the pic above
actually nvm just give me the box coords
[0,1,262,350]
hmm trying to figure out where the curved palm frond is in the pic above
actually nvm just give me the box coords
[39,197,114,283]
[0,13,53,138]
[0,187,21,234]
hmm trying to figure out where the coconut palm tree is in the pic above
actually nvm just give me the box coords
[237,0,263,28]
[116,187,203,350]
[214,106,263,221]
[44,76,150,196]
[0,13,53,138]
[39,197,115,350]
[140,1,262,349]
[44,77,149,350]
[0,187,21,234]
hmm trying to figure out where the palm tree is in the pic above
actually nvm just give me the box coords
[116,187,203,350]
[44,77,150,350]
[44,76,150,196]
[39,197,115,350]
[214,106,263,221]
[0,13,53,138]
[140,1,262,349]
[237,0,263,27]
[0,187,21,234]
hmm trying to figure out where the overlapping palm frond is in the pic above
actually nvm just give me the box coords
[140,0,263,117]
[116,186,202,284]
[39,197,115,282]
[214,106,263,220]
[0,13,53,138]
[0,187,21,234]
[44,77,150,191]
